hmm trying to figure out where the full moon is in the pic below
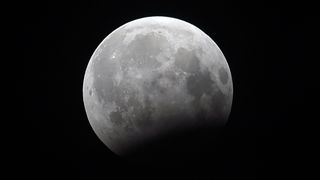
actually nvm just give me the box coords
[83,16,233,155]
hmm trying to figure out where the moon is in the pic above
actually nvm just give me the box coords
[83,16,233,156]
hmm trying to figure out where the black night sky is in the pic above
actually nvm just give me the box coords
[16,1,318,179]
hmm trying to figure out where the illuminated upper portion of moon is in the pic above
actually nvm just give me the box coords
[83,16,233,155]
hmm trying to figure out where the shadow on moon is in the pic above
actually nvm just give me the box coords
[123,125,226,166]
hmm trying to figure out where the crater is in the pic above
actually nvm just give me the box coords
[132,96,155,130]
[174,47,200,74]
[218,67,229,85]
[186,70,214,100]
[110,111,124,126]
[122,32,168,70]
[209,87,228,122]
[186,66,216,122]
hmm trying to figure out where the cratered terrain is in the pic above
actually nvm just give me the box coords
[83,16,233,155]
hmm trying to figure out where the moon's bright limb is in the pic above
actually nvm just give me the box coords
[83,16,233,155]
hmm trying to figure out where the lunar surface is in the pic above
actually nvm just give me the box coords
[83,16,233,155]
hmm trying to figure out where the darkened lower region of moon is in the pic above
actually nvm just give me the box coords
[83,16,233,156]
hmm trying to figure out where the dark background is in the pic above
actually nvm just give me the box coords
[17,1,318,179]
